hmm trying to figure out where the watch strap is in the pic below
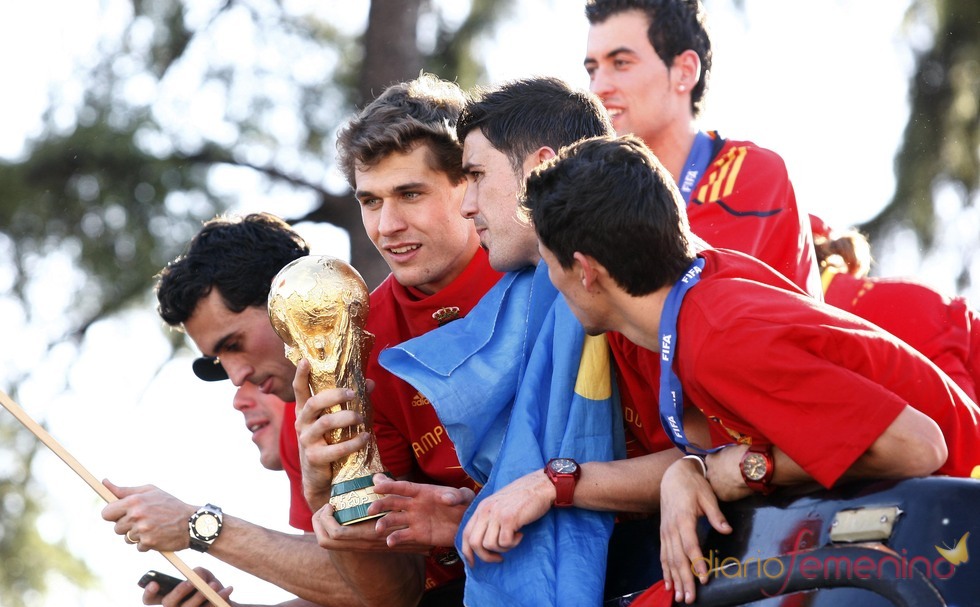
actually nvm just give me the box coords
[740,444,775,495]
[545,458,580,507]
[552,474,576,507]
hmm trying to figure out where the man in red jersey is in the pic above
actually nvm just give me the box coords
[521,134,980,605]
[373,76,630,607]
[286,74,501,607]
[583,0,822,466]
[812,214,980,402]
[307,76,621,607]
[584,0,819,295]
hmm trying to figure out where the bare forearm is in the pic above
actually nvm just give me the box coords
[843,406,947,479]
[776,409,944,486]
[774,406,945,486]
[305,486,331,514]
[573,407,704,512]
[574,450,683,512]
[328,549,425,607]
[708,406,947,500]
[209,516,363,606]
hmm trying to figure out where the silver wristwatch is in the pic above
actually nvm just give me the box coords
[188,503,223,552]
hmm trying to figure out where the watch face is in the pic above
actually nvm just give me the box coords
[549,458,577,474]
[194,514,220,539]
[741,453,768,482]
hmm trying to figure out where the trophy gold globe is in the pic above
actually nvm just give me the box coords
[268,255,388,525]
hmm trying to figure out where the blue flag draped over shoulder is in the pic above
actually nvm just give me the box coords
[380,263,555,482]
[380,262,624,607]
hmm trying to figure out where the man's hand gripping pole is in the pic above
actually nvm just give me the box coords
[0,388,232,607]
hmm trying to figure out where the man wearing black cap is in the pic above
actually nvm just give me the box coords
[101,212,361,607]
[192,355,228,382]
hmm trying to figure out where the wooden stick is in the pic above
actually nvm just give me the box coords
[0,388,232,607]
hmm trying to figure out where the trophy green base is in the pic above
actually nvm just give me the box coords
[330,473,392,526]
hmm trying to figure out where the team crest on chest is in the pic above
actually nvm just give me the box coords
[709,415,751,444]
[432,306,460,326]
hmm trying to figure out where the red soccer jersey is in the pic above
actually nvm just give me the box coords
[688,134,821,298]
[628,581,673,607]
[665,249,980,487]
[366,257,501,490]
[612,134,821,456]
[279,248,501,590]
[824,269,980,403]
[279,402,305,528]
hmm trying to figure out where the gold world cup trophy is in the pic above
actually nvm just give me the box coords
[268,255,389,525]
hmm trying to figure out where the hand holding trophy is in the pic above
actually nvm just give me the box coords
[268,255,389,525]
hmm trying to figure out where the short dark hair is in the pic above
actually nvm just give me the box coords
[156,212,310,327]
[585,0,712,117]
[336,73,468,187]
[522,134,695,296]
[456,76,613,174]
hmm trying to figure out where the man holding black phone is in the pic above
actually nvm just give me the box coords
[115,382,334,606]
[137,570,182,598]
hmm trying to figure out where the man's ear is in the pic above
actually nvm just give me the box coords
[671,49,702,94]
[537,146,557,163]
[573,251,601,291]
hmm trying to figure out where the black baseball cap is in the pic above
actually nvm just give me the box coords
[192,356,229,382]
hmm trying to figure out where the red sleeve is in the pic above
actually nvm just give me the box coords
[279,402,314,532]
[967,302,980,403]
[828,275,979,403]
[688,141,821,298]
[682,303,906,488]
[930,297,980,403]
[627,581,672,607]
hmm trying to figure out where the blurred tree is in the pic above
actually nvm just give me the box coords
[298,0,517,285]
[861,0,979,290]
[0,395,95,607]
